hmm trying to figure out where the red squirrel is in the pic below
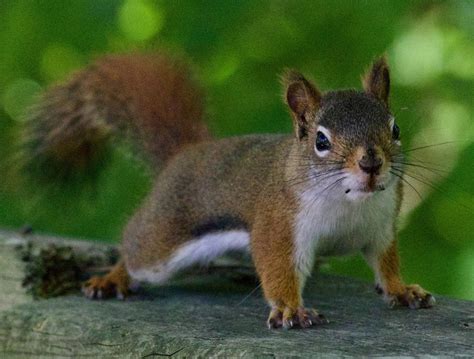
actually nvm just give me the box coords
[23,53,435,329]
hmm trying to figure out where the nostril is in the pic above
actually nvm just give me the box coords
[359,157,383,174]
[373,160,382,172]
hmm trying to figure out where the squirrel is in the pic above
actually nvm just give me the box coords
[23,52,435,329]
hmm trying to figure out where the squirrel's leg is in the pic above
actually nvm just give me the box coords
[251,213,327,329]
[82,260,133,300]
[82,203,177,300]
[363,240,435,309]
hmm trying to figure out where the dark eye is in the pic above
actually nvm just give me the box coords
[392,123,400,140]
[316,131,331,151]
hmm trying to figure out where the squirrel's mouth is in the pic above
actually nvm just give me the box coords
[342,173,388,199]
[345,184,385,195]
[352,184,386,193]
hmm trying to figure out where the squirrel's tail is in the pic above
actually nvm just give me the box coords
[22,53,210,182]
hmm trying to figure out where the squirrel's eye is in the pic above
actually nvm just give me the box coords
[316,131,331,151]
[392,123,400,140]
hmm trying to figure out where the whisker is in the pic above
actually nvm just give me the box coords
[392,167,474,213]
[402,141,459,153]
[306,175,347,209]
[285,169,343,189]
[391,161,449,176]
[391,166,442,193]
[292,171,343,197]
[405,154,449,169]
[389,170,423,201]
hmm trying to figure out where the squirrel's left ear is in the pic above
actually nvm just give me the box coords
[362,56,390,107]
[283,70,321,140]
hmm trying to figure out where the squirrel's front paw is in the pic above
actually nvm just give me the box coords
[267,307,329,330]
[386,284,435,309]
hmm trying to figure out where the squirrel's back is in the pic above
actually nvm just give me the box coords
[22,53,210,182]
[149,133,290,220]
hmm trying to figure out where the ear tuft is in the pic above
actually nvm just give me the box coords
[282,69,321,139]
[362,56,390,107]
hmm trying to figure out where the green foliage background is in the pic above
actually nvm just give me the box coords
[0,1,473,299]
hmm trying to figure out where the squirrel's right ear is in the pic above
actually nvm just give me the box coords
[282,70,321,140]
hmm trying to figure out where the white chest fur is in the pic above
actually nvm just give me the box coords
[293,184,397,279]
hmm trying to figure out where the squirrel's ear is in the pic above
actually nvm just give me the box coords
[282,70,321,140]
[362,56,390,107]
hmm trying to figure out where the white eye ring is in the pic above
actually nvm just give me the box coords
[389,116,395,130]
[314,125,332,158]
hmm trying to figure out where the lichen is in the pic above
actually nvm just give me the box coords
[20,243,83,299]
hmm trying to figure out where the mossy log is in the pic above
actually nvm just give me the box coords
[0,230,473,358]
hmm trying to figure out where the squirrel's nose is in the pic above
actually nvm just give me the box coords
[358,150,383,175]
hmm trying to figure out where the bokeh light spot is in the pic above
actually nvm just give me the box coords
[431,101,472,141]
[2,78,42,121]
[443,29,474,80]
[206,52,239,84]
[392,24,444,86]
[118,0,163,42]
[41,44,84,82]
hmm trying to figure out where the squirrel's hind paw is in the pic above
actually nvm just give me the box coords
[386,284,436,309]
[82,275,130,300]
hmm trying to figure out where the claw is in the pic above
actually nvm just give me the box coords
[82,274,130,301]
[283,319,293,330]
[267,308,283,329]
[268,307,328,330]
[388,298,397,308]
[386,284,435,310]
[316,314,329,324]
[425,294,436,307]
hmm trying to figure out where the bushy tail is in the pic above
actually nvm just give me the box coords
[22,53,210,182]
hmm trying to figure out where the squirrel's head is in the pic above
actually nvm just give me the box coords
[283,56,401,200]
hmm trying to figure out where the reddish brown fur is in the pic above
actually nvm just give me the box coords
[83,261,131,299]
[377,174,405,295]
[251,183,301,310]
[378,241,405,295]
[24,53,210,180]
[93,54,210,165]
[121,136,294,272]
